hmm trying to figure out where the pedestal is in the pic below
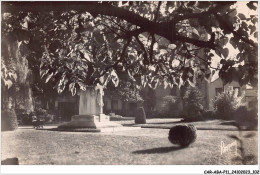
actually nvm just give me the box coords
[58,86,122,130]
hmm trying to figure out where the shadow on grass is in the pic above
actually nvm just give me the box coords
[132,146,182,154]
[17,127,35,129]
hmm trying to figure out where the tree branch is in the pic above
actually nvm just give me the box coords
[214,13,258,49]
[2,1,218,49]
[134,35,149,65]
[149,34,156,64]
[98,38,131,78]
[154,1,162,22]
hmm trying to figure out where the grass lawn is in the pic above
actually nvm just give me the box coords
[1,120,258,165]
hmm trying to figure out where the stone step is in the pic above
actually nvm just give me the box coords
[99,126,141,133]
[45,126,141,133]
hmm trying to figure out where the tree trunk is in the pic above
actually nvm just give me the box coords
[2,35,34,113]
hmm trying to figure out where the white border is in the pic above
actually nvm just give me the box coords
[1,165,260,174]
[1,0,259,175]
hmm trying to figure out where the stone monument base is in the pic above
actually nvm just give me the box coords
[58,114,122,129]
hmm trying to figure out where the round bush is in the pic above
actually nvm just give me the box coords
[135,107,146,124]
[1,109,18,131]
[168,124,197,147]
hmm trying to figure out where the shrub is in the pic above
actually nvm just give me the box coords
[179,110,188,118]
[234,106,258,129]
[21,113,32,125]
[183,87,204,118]
[201,110,217,120]
[35,107,54,123]
[213,86,245,119]
[45,114,54,123]
[168,124,197,147]
[1,109,18,131]
[181,110,217,122]
[35,107,47,116]
[158,95,180,118]
[135,107,146,124]
[15,109,31,125]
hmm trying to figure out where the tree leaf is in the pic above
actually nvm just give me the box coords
[168,44,176,49]
[8,72,17,81]
[247,2,257,10]
[229,37,237,49]
[159,49,167,55]
[204,71,212,83]
[84,52,91,62]
[111,70,119,87]
[254,32,258,39]
[45,72,53,83]
[238,13,246,20]
[220,48,229,58]
[18,41,23,49]
[4,79,13,89]
[69,82,75,91]
[148,65,156,71]
[71,87,76,96]
[57,78,67,94]
[78,82,86,91]
[127,70,136,82]
[220,37,229,46]
[215,48,222,58]
[251,17,257,24]
[229,9,237,18]
[149,78,159,89]
[188,79,195,87]
[163,80,168,89]
[249,25,256,35]
[192,28,200,36]
[141,75,147,87]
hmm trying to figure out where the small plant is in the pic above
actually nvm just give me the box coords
[1,109,18,131]
[213,86,245,119]
[135,107,146,124]
[168,124,197,147]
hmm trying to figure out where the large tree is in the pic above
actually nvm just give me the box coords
[1,1,258,98]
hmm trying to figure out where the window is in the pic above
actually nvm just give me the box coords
[215,88,223,96]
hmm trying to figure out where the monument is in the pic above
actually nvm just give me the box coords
[58,85,122,130]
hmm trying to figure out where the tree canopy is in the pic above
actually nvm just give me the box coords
[1,1,258,96]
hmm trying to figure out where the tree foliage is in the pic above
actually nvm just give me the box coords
[183,87,204,116]
[105,81,143,103]
[1,1,258,96]
[159,95,180,117]
[213,86,245,119]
